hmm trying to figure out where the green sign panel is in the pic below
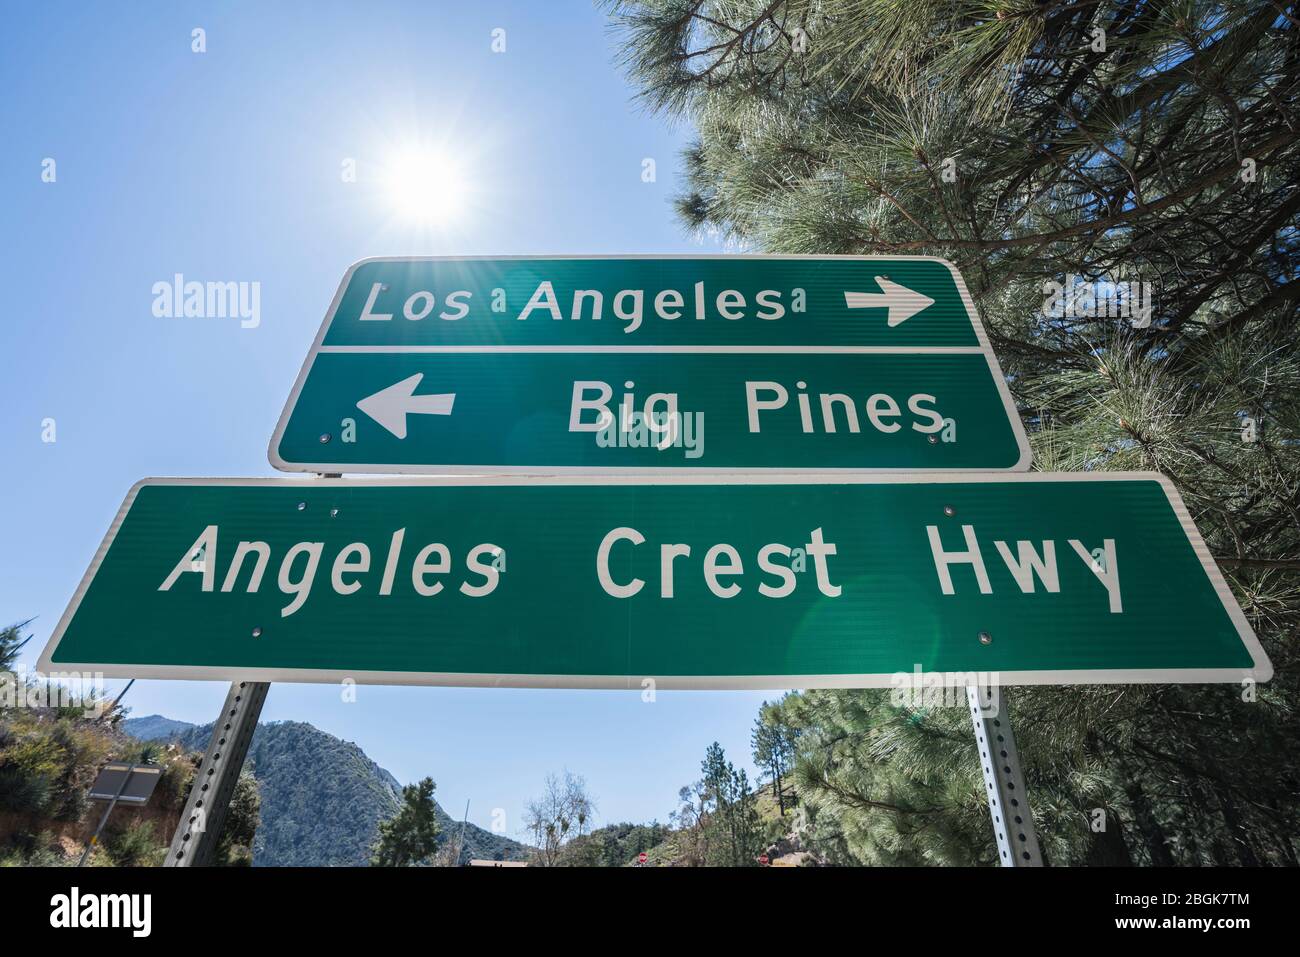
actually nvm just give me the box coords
[39,474,1268,688]
[269,256,1030,473]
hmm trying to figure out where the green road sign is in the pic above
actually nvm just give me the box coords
[269,256,1030,473]
[39,473,1268,688]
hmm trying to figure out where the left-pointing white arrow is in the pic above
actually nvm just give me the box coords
[356,373,456,439]
[843,277,935,327]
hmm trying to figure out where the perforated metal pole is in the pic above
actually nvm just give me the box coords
[967,685,1043,867]
[166,680,269,867]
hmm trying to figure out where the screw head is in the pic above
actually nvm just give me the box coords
[927,435,939,445]
[319,433,331,444]
[330,508,339,518]
[297,501,306,511]
[251,627,263,638]
[978,631,993,645]
[943,505,956,517]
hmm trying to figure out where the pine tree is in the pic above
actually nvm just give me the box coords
[0,620,33,673]
[608,0,1300,865]
[699,742,763,865]
[370,777,440,867]
[212,771,261,866]
[752,698,799,814]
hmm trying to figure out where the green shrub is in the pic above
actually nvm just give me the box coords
[105,820,165,867]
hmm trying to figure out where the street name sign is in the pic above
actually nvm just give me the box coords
[39,473,1269,688]
[269,256,1030,473]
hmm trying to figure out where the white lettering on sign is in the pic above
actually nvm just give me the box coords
[358,282,472,322]
[745,381,945,434]
[356,279,809,335]
[926,525,1122,613]
[569,380,685,451]
[158,526,504,617]
[148,520,1122,620]
[595,527,841,599]
[517,280,803,334]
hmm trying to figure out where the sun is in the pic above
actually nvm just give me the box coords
[380,147,470,225]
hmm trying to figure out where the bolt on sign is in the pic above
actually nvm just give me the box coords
[38,474,1269,688]
[268,256,1030,474]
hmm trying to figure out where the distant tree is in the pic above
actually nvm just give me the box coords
[558,820,672,866]
[431,838,464,867]
[669,780,711,866]
[699,742,763,866]
[523,770,596,866]
[752,698,799,814]
[370,777,440,867]
[0,620,34,674]
[212,771,261,866]
[554,832,601,866]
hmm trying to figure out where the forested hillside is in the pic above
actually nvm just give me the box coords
[126,716,529,866]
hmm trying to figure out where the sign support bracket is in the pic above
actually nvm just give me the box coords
[967,684,1043,867]
[165,680,268,867]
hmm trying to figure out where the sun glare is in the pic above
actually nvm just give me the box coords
[381,148,469,225]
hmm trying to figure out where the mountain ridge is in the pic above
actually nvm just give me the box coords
[124,714,530,866]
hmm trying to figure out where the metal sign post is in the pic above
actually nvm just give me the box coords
[968,685,1043,866]
[165,681,269,867]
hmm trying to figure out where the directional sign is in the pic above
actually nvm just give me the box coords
[269,256,1030,473]
[39,474,1269,688]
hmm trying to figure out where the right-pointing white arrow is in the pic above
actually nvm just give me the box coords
[843,277,935,327]
[356,373,456,439]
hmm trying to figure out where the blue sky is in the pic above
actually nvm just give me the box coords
[0,1,775,838]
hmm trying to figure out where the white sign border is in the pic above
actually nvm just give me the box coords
[38,471,1271,688]
[267,254,1033,474]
